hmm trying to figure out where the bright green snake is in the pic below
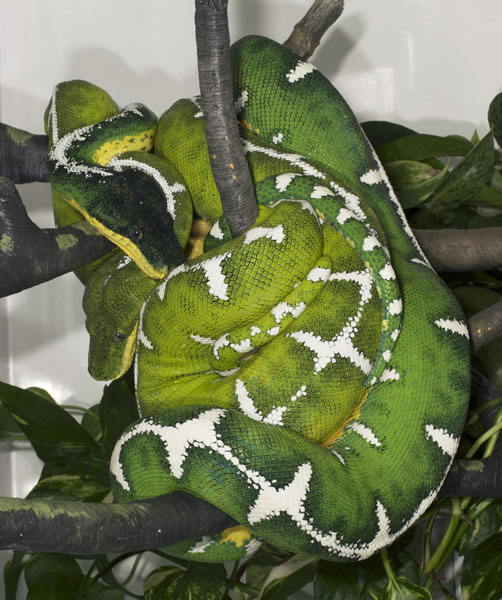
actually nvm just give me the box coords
[45,36,470,562]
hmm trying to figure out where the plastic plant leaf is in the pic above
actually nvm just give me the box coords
[461,534,502,600]
[458,501,502,556]
[375,133,473,164]
[430,132,494,208]
[99,374,139,457]
[379,577,432,599]
[259,555,317,600]
[384,160,448,209]
[144,563,227,600]
[313,560,359,599]
[27,473,110,502]
[0,381,98,461]
[361,121,417,148]
[488,91,502,149]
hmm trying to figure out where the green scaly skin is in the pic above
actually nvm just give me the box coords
[76,36,470,562]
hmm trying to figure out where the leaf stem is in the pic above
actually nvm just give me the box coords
[423,498,462,576]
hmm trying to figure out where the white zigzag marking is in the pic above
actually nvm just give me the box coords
[426,424,459,457]
[209,221,225,240]
[275,173,297,192]
[272,302,307,323]
[244,225,285,246]
[289,330,372,375]
[360,168,385,185]
[247,463,313,524]
[362,235,382,251]
[348,422,382,446]
[242,140,325,179]
[159,253,232,301]
[190,334,216,345]
[111,408,227,489]
[286,60,316,83]
[108,156,186,219]
[235,379,287,426]
[434,318,469,338]
[272,132,284,144]
[379,368,400,382]
[379,264,396,280]
[188,536,213,554]
[307,267,331,282]
[235,90,249,113]
[310,185,335,199]
[288,269,373,375]
[411,257,433,269]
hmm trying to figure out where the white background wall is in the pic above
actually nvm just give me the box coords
[0,0,501,596]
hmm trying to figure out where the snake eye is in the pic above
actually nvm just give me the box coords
[129,228,143,242]
[114,332,127,342]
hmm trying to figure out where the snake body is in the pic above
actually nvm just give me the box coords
[49,36,470,562]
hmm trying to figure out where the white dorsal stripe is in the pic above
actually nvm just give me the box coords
[108,156,186,219]
[434,318,469,338]
[425,424,459,457]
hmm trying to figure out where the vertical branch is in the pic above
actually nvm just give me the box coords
[194,0,259,237]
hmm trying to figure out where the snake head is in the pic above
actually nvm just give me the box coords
[83,252,158,380]
[84,161,189,279]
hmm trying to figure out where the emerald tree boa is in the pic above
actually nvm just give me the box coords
[45,36,470,562]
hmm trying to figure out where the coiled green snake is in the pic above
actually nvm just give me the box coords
[46,36,470,562]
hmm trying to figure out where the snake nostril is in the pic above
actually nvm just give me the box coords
[130,228,143,242]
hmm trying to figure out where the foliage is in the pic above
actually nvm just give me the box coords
[1,95,502,599]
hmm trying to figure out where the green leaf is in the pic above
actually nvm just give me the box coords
[314,560,359,599]
[488,91,502,149]
[144,563,227,600]
[458,501,502,555]
[81,404,103,442]
[358,554,388,600]
[380,577,432,599]
[452,286,501,318]
[99,374,139,457]
[4,551,26,600]
[385,160,448,209]
[0,403,22,434]
[260,555,317,600]
[0,381,98,461]
[244,552,283,591]
[24,553,83,589]
[461,534,502,599]
[430,132,494,208]
[80,581,124,600]
[361,121,417,148]
[27,473,110,502]
[26,573,81,600]
[376,133,472,164]
[467,185,502,209]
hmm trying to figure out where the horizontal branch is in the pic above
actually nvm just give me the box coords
[468,300,502,352]
[0,177,113,297]
[283,0,345,60]
[414,228,502,272]
[0,123,48,183]
[0,492,235,554]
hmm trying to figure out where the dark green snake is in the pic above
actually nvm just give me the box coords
[46,36,470,562]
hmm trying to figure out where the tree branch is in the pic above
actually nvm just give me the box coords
[414,228,502,272]
[0,177,113,297]
[0,492,235,554]
[0,123,48,183]
[194,0,258,238]
[468,300,502,352]
[283,0,345,60]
